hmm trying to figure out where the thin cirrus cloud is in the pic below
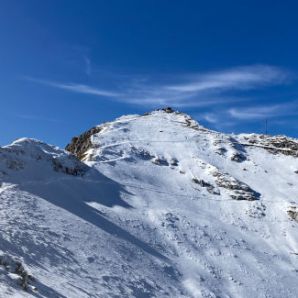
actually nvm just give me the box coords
[196,100,298,129]
[202,113,219,124]
[24,77,121,98]
[228,101,298,120]
[24,65,291,108]
[165,65,288,93]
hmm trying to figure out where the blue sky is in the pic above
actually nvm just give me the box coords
[1,1,298,147]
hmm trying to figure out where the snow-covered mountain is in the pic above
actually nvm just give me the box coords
[0,108,298,297]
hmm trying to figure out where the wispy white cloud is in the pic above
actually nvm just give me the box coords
[166,65,288,93]
[25,77,121,97]
[193,100,298,133]
[229,106,280,120]
[53,83,121,97]
[228,101,298,120]
[24,65,291,108]
[201,113,219,124]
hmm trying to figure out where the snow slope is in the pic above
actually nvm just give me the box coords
[0,109,298,297]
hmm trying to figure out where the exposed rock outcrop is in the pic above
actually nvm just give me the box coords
[213,171,260,201]
[65,126,103,160]
[231,153,246,163]
[192,178,220,195]
[242,135,298,157]
[0,254,35,291]
[287,206,298,222]
[161,107,175,113]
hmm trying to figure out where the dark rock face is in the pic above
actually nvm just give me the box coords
[244,135,298,157]
[154,107,175,114]
[216,147,228,156]
[65,126,102,160]
[266,137,298,156]
[152,156,169,166]
[130,147,155,161]
[231,153,246,163]
[192,178,220,195]
[162,107,175,113]
[0,254,34,291]
[228,137,247,162]
[288,207,298,222]
[170,158,179,167]
[269,137,298,150]
[213,172,260,201]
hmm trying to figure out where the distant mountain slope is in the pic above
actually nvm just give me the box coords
[0,109,298,297]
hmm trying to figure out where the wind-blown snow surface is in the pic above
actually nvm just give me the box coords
[0,110,298,297]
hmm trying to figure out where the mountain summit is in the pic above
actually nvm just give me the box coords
[0,109,298,297]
